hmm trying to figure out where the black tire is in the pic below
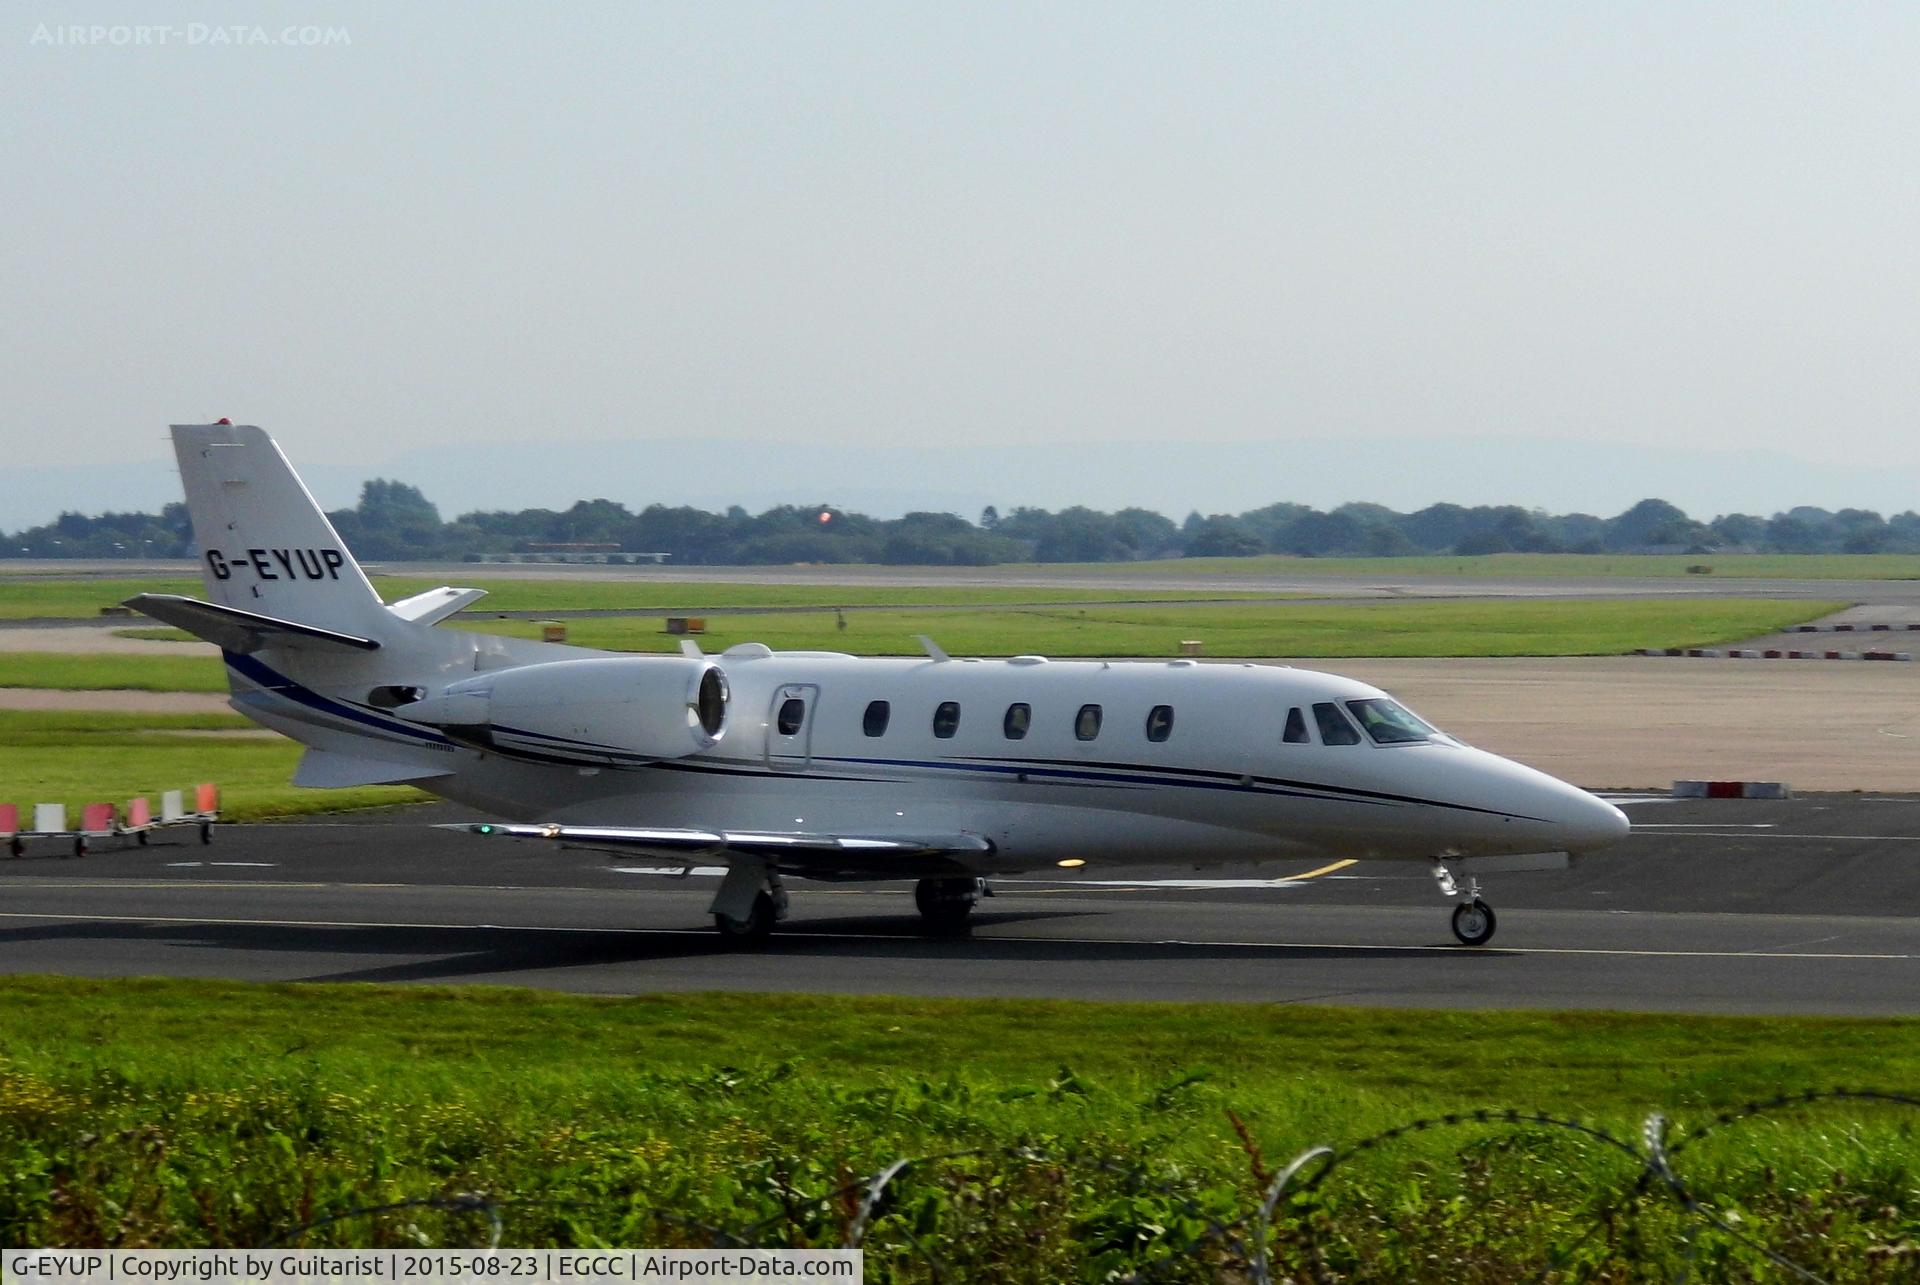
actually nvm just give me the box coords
[8,837,22,859]
[73,837,87,859]
[199,822,213,846]
[1451,898,1496,947]
[136,831,149,847]
[915,877,980,934]
[713,891,777,944]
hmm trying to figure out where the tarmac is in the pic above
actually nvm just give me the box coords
[1,795,1913,1015]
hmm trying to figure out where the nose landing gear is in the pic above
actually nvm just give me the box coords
[1433,859,1497,946]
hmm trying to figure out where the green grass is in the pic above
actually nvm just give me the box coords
[458,598,1838,658]
[0,978,1913,1277]
[0,602,1839,698]
[1065,551,1920,579]
[0,576,1266,620]
[0,710,425,820]
[0,652,228,691]
[5,557,1919,625]
[0,575,205,618]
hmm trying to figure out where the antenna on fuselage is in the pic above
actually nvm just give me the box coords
[679,639,703,658]
[916,635,950,662]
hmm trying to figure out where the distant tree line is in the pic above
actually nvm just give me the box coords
[9,483,1920,565]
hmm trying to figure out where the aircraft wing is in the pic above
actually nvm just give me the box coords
[441,821,993,879]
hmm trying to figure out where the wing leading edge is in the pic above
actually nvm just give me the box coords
[443,822,994,879]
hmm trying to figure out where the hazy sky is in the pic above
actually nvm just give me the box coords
[5,3,1919,514]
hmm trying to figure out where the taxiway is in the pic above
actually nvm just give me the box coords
[1,796,1912,1015]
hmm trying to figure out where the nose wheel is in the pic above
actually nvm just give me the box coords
[1433,859,1497,946]
[1450,898,1496,946]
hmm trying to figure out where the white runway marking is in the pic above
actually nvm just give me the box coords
[0,910,1910,962]
[163,861,279,868]
[1633,823,1776,829]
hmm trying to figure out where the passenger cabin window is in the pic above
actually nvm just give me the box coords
[1075,704,1103,741]
[1145,705,1174,743]
[933,701,961,739]
[1003,703,1031,739]
[862,700,890,737]
[1282,706,1310,744]
[1312,701,1362,746]
[776,698,805,736]
[1345,698,1438,745]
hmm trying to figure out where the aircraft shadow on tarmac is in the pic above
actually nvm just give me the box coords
[0,913,1515,987]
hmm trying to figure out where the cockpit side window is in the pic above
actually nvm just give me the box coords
[1312,701,1362,746]
[1345,697,1438,744]
[1282,706,1310,744]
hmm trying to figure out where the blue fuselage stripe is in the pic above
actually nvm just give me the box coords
[222,651,451,747]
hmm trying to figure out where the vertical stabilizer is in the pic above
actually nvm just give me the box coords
[171,423,391,638]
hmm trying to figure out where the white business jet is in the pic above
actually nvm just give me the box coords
[130,423,1628,946]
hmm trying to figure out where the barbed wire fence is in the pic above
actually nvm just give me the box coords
[270,1087,1920,1283]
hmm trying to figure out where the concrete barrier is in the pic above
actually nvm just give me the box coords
[1672,780,1793,800]
[1640,648,1912,662]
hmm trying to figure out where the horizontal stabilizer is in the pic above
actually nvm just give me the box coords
[444,821,993,878]
[294,748,454,788]
[125,593,381,654]
[387,585,488,626]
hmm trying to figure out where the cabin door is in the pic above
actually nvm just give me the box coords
[766,683,819,771]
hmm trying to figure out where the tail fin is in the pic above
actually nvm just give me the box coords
[171,423,392,640]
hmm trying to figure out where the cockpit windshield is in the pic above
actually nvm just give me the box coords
[1344,698,1441,744]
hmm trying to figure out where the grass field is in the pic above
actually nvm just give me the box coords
[0,711,424,819]
[0,577,1267,621]
[1,601,1838,694]
[3,554,1919,622]
[446,597,1838,658]
[0,978,1912,1276]
[0,652,228,691]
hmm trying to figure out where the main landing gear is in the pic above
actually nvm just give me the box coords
[1433,859,1497,947]
[710,863,789,943]
[914,877,987,934]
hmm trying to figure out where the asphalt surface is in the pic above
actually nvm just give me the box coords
[2,795,1915,1015]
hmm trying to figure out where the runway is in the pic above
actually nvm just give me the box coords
[2,796,1914,1015]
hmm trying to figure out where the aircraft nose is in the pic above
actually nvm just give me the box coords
[1557,788,1631,852]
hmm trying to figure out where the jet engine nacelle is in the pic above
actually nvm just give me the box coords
[399,656,728,764]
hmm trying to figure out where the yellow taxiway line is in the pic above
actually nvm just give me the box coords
[1288,858,1359,881]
